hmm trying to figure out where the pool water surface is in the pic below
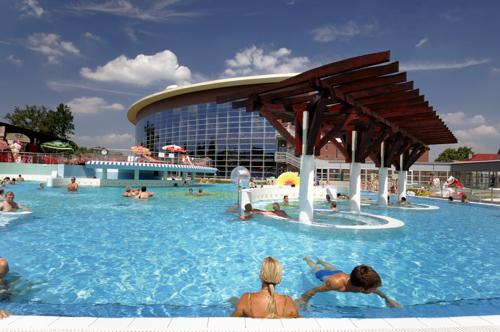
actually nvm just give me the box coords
[1,183,499,318]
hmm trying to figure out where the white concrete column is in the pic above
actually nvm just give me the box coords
[298,111,314,224]
[101,168,108,180]
[299,154,315,223]
[378,142,388,206]
[349,131,361,213]
[398,154,407,199]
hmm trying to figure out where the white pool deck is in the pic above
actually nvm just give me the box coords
[1,315,500,331]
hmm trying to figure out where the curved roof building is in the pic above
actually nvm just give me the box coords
[128,74,294,179]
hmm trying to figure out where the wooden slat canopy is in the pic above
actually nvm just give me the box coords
[217,51,457,170]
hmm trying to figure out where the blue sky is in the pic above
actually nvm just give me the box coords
[0,0,499,158]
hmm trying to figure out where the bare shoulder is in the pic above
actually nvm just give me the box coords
[325,272,349,291]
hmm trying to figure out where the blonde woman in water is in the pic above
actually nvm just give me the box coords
[232,257,299,318]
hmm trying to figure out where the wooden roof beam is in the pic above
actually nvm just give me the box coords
[333,72,407,96]
[324,61,399,86]
[369,96,425,110]
[345,81,414,100]
[357,89,420,106]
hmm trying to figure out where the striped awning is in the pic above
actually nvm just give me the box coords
[85,160,217,174]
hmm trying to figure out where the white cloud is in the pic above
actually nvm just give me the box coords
[441,112,486,127]
[20,0,45,17]
[67,97,125,114]
[80,50,191,86]
[27,33,80,64]
[492,67,500,73]
[124,27,138,42]
[435,112,500,157]
[415,37,428,48]
[223,45,309,77]
[6,54,22,66]
[0,40,11,45]
[400,58,490,71]
[68,0,200,22]
[83,32,102,42]
[76,133,134,148]
[311,21,378,42]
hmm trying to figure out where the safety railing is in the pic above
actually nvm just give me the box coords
[274,151,300,168]
[0,151,213,167]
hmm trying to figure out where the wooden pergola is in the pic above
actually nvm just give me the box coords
[218,51,457,171]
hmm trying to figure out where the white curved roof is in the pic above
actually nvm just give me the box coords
[127,74,295,124]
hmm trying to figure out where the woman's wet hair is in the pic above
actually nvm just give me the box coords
[259,257,283,318]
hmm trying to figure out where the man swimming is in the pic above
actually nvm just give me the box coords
[298,257,400,307]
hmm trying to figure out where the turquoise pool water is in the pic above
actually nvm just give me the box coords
[1,183,500,318]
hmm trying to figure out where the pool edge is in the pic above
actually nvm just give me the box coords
[0,315,499,331]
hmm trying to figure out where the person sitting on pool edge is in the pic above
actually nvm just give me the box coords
[0,192,28,212]
[136,186,154,199]
[232,257,299,318]
[67,176,78,192]
[297,257,400,308]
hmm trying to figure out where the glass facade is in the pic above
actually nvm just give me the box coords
[136,102,278,179]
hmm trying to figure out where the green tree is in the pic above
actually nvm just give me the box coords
[4,104,75,139]
[46,104,75,139]
[4,105,50,132]
[435,146,473,162]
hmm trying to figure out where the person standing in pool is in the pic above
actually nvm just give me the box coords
[0,192,28,212]
[298,257,400,307]
[136,186,154,199]
[67,177,78,192]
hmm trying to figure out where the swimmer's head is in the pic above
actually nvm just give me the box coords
[141,186,147,192]
[331,201,337,208]
[125,187,131,192]
[70,176,76,182]
[244,203,252,212]
[0,257,9,278]
[349,265,381,292]
[272,202,281,211]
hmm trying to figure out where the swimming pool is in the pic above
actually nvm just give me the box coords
[1,183,499,318]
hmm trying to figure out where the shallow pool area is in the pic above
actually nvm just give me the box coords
[1,183,500,318]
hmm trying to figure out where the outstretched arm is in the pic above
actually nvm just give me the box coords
[373,289,401,308]
[297,284,330,305]
[0,309,9,319]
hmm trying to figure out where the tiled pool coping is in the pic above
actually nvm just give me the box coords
[0,315,499,331]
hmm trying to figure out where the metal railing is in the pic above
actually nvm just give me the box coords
[0,151,213,167]
[274,151,300,168]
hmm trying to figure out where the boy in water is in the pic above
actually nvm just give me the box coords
[298,257,400,307]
